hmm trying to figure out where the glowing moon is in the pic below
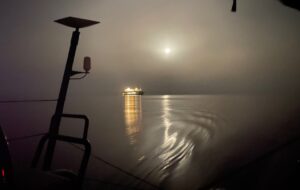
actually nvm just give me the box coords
[164,48,171,55]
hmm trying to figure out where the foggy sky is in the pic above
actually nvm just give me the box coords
[1,0,300,98]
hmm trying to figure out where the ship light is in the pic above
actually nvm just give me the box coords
[125,88,132,92]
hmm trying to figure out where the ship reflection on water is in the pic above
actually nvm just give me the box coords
[124,95,142,145]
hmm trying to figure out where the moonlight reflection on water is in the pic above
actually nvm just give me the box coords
[122,95,220,188]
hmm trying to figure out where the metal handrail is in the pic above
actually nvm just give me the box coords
[31,113,91,187]
[60,114,89,139]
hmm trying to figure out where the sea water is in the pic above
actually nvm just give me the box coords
[1,95,300,189]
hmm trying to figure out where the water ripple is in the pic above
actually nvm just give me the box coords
[130,96,224,187]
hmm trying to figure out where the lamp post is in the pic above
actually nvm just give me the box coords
[42,17,99,170]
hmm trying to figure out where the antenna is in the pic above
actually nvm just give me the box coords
[232,0,237,12]
[32,17,99,176]
[55,17,99,29]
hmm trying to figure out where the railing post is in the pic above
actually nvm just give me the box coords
[43,29,80,170]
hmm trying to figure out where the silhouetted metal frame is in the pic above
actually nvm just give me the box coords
[31,114,91,186]
[280,0,300,11]
[31,17,98,188]
[60,114,89,139]
[232,0,237,12]
[42,28,80,171]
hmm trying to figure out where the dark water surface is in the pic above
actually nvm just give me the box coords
[1,95,300,189]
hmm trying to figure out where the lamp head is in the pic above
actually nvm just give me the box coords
[83,56,91,72]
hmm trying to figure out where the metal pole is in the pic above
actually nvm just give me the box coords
[232,0,237,12]
[43,28,80,170]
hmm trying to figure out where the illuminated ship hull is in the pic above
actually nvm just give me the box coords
[123,88,144,96]
[122,91,144,96]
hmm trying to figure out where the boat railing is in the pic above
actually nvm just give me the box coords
[31,113,91,187]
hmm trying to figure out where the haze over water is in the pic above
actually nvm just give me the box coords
[1,1,300,189]
[2,94,300,189]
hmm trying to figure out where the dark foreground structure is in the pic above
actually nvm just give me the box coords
[280,0,300,11]
[30,17,99,188]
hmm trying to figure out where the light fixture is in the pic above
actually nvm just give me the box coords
[83,56,91,73]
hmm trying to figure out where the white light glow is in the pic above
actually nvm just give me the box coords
[164,48,171,55]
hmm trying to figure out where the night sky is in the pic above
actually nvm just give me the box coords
[1,0,300,98]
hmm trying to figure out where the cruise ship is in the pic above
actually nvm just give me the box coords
[123,87,144,95]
